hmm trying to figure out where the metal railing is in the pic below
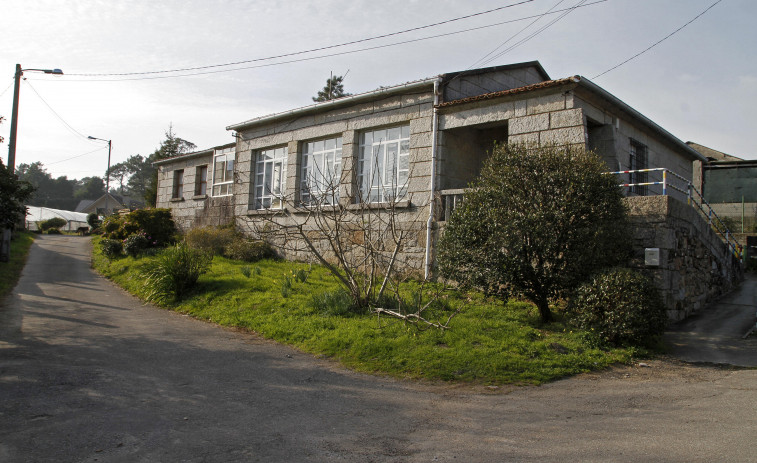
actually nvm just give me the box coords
[439,168,744,262]
[608,168,743,261]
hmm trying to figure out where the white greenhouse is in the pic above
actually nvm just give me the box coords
[25,206,90,232]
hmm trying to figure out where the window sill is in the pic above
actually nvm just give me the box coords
[246,207,287,216]
[291,204,341,214]
[192,194,208,200]
[347,199,411,210]
[170,197,184,202]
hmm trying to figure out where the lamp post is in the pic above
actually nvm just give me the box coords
[88,136,112,215]
[7,64,64,173]
[1,64,63,263]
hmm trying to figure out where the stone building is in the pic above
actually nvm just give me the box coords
[155,61,709,281]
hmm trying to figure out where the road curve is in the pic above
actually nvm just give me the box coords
[1,235,755,462]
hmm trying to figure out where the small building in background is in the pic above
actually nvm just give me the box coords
[75,193,144,216]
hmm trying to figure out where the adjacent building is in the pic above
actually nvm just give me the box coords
[155,61,707,276]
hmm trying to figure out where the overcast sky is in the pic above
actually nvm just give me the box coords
[1,0,754,180]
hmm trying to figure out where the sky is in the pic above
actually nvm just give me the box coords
[1,0,755,181]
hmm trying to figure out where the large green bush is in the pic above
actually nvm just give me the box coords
[567,267,667,346]
[438,143,630,322]
[39,217,67,231]
[141,243,212,303]
[101,208,176,246]
[184,226,236,256]
[86,212,101,229]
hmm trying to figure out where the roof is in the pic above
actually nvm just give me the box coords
[226,77,439,132]
[226,61,551,132]
[438,60,550,85]
[74,199,94,212]
[153,142,235,166]
[435,76,579,108]
[686,142,743,162]
[437,75,707,163]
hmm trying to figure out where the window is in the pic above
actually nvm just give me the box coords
[629,139,648,196]
[358,125,410,203]
[195,165,208,196]
[254,146,288,209]
[212,147,235,196]
[301,137,342,205]
[172,169,184,199]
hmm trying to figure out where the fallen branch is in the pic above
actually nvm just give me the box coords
[371,306,460,330]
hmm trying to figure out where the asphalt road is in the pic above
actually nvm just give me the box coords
[1,235,755,462]
[666,273,757,367]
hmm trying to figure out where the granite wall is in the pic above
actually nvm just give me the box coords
[626,195,744,321]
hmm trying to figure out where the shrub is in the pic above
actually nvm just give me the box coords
[141,243,212,303]
[86,212,101,229]
[100,238,123,260]
[46,228,62,235]
[102,216,122,235]
[123,233,150,258]
[185,226,236,256]
[567,267,667,346]
[438,143,630,323]
[224,238,275,262]
[101,208,176,246]
[39,217,67,231]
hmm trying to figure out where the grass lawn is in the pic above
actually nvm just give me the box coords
[92,238,640,385]
[0,231,35,299]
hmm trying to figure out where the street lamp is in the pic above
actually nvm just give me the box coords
[7,64,64,174]
[88,136,112,215]
[2,63,62,263]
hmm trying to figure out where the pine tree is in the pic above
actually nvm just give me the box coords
[312,75,351,102]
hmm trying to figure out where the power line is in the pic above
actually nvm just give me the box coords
[42,1,606,83]
[592,0,723,79]
[0,78,13,99]
[45,146,107,166]
[467,0,569,70]
[65,1,536,77]
[23,79,90,140]
[477,0,589,68]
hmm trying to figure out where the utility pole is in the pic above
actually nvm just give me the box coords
[1,64,62,262]
[88,136,112,215]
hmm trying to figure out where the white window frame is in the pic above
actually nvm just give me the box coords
[212,147,235,197]
[357,125,410,203]
[301,137,342,206]
[254,146,288,209]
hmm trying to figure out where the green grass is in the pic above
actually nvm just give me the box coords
[92,237,639,385]
[0,231,35,298]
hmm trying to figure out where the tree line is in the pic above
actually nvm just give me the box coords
[16,126,195,211]
[15,75,348,212]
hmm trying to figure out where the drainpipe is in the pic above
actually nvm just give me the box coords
[424,78,442,280]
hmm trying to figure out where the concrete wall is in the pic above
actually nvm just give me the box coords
[626,195,743,321]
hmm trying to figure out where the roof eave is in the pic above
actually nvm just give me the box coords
[226,77,441,132]
[152,142,235,166]
[576,77,707,163]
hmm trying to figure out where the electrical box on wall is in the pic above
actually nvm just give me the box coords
[645,248,660,267]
